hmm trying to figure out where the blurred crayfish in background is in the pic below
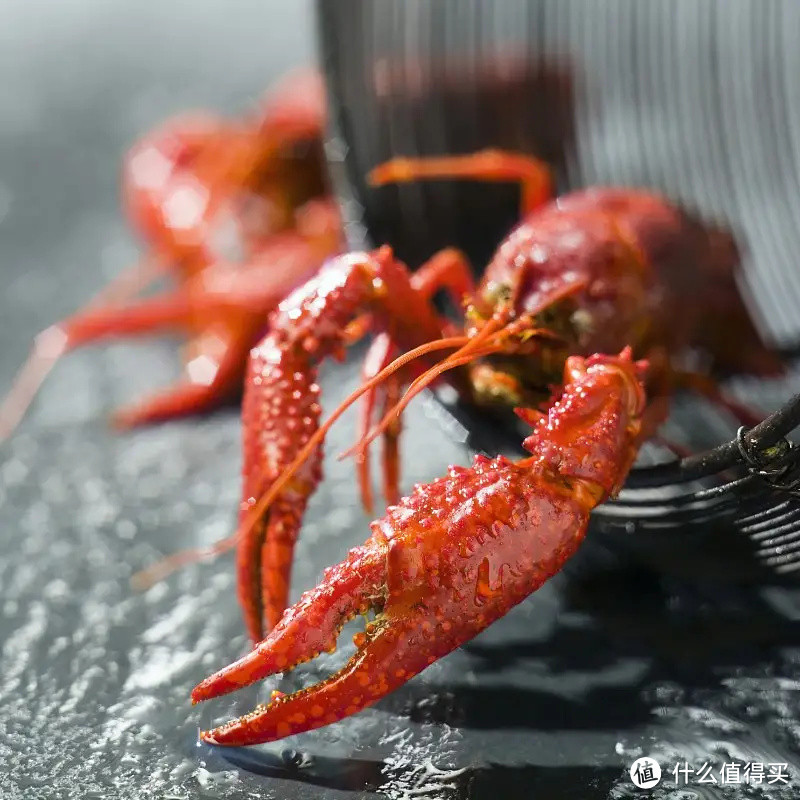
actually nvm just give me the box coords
[0,69,342,438]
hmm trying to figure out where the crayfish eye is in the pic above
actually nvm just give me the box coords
[483,281,513,308]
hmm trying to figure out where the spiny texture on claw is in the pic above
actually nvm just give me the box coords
[237,339,324,641]
[194,350,646,745]
[235,248,447,641]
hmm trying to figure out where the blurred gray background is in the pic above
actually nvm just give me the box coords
[3,3,800,800]
[1,0,314,400]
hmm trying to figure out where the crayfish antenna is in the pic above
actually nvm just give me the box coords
[339,343,508,462]
[356,332,466,512]
[0,326,70,443]
[129,334,471,598]
[0,255,175,444]
[236,334,475,544]
[130,534,238,592]
[340,315,566,462]
[338,314,510,461]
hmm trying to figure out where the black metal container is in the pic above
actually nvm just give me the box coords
[317,0,800,577]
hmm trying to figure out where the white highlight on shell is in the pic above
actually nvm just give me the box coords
[186,354,219,387]
[128,146,174,191]
[162,181,209,231]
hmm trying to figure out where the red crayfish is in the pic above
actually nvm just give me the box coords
[194,348,646,744]
[0,69,341,439]
[191,150,779,745]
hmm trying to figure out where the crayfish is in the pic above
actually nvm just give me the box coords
[191,150,780,745]
[0,69,341,439]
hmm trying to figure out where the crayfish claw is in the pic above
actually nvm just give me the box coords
[198,613,422,746]
[194,529,464,746]
[195,348,649,746]
[193,540,389,739]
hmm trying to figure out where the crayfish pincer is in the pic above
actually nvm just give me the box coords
[192,349,646,745]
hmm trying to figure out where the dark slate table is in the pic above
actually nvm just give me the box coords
[2,3,800,798]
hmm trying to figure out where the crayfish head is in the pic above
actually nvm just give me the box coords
[466,261,604,411]
[464,296,580,411]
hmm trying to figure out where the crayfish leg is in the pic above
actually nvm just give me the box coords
[357,333,395,514]
[380,375,402,507]
[234,247,459,641]
[60,290,194,347]
[113,324,248,428]
[674,370,765,429]
[369,149,553,217]
[0,289,194,443]
[410,246,476,306]
[354,248,477,512]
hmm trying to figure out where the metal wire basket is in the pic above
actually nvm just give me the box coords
[317,0,800,577]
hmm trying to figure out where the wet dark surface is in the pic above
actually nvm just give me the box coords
[3,3,800,799]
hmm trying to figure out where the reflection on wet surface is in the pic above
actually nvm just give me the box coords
[204,536,800,798]
[4,331,800,800]
[3,1,800,798]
